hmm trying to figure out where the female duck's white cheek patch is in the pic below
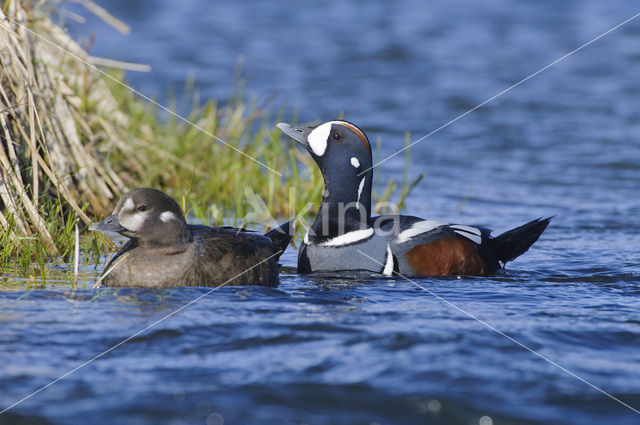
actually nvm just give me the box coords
[118,212,147,231]
[160,211,177,223]
[307,122,332,156]
[122,198,135,212]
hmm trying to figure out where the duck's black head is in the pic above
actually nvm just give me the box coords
[90,188,190,249]
[278,120,373,214]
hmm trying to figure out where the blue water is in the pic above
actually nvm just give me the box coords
[2,0,640,424]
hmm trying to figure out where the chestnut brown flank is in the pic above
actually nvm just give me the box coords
[337,122,371,154]
[406,237,487,276]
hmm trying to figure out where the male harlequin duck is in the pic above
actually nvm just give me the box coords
[277,120,551,277]
[89,188,291,287]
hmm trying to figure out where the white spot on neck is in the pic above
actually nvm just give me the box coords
[350,157,360,168]
[160,211,178,223]
[307,122,332,156]
[356,177,366,210]
[396,220,448,244]
[382,244,394,276]
[319,228,374,247]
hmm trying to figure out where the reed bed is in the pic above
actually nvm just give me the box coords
[0,0,418,277]
[1,0,129,264]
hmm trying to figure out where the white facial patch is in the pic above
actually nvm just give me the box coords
[396,220,448,244]
[159,211,178,223]
[116,197,147,231]
[351,157,360,168]
[118,210,147,232]
[122,198,135,212]
[307,122,333,156]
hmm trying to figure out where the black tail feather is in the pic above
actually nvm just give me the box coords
[265,221,293,260]
[494,217,552,264]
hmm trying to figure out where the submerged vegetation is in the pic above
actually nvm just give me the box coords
[0,0,418,280]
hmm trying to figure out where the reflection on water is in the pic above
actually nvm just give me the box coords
[2,0,640,423]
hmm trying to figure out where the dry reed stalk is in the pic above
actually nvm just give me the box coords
[0,0,141,254]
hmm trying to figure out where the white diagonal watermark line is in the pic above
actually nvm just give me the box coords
[0,250,282,415]
[356,249,640,416]
[359,11,640,176]
[1,16,282,177]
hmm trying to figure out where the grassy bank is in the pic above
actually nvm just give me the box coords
[0,1,418,280]
[103,71,419,227]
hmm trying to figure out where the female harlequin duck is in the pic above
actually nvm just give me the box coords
[89,188,291,287]
[277,120,551,277]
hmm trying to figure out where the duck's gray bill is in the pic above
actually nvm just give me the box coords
[89,214,126,233]
[276,122,312,150]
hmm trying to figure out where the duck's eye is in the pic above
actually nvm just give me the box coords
[137,205,147,212]
[331,132,342,141]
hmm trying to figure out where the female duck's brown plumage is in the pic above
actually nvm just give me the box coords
[90,188,291,287]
